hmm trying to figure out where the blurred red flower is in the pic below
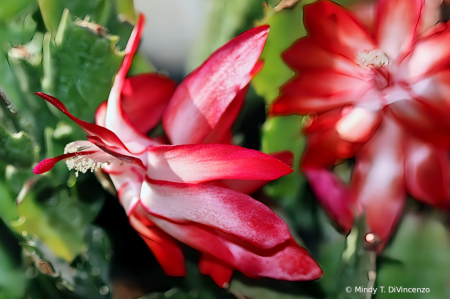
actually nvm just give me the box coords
[272,0,450,246]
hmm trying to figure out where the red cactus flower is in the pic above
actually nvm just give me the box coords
[272,0,450,245]
[34,15,322,286]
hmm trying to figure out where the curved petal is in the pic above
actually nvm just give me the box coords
[145,144,293,183]
[350,118,406,244]
[404,138,450,209]
[198,254,234,288]
[35,92,128,150]
[350,1,376,31]
[301,128,358,233]
[273,72,372,115]
[375,0,422,60]
[202,85,248,144]
[410,69,450,113]
[403,22,450,82]
[282,38,365,77]
[87,135,145,170]
[122,74,176,134]
[104,14,155,152]
[419,0,443,35]
[388,99,450,148]
[103,163,145,214]
[162,25,269,145]
[304,0,375,60]
[138,206,323,281]
[129,214,185,277]
[335,107,381,143]
[140,179,292,249]
[302,127,360,168]
[95,101,107,127]
[303,168,353,233]
[216,151,294,195]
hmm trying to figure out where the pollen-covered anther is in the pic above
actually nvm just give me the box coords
[357,50,389,68]
[63,141,113,177]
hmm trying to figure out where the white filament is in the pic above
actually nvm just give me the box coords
[357,50,390,68]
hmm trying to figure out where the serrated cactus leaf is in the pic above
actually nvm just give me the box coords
[252,2,313,104]
[42,10,123,124]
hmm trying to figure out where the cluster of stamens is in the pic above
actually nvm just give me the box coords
[64,142,107,177]
[357,49,389,69]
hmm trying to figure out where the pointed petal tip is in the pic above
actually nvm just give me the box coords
[33,158,56,174]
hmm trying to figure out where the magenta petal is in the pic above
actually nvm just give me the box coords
[145,144,293,183]
[304,168,353,233]
[162,25,269,145]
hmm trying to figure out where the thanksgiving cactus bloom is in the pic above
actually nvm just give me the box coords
[272,0,450,245]
[33,15,322,286]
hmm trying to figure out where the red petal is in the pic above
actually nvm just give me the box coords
[375,0,422,60]
[129,214,185,277]
[302,127,360,168]
[216,151,294,195]
[410,70,450,113]
[350,118,406,243]
[140,179,292,249]
[403,22,450,82]
[138,204,322,281]
[273,72,371,115]
[122,74,176,134]
[145,144,293,183]
[335,107,381,143]
[282,38,365,77]
[163,25,269,145]
[303,0,375,60]
[34,92,128,150]
[388,99,450,148]
[202,85,248,144]
[198,254,234,288]
[404,138,450,209]
[104,14,155,152]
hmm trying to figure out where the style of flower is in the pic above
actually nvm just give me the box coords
[272,0,450,245]
[33,15,322,286]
